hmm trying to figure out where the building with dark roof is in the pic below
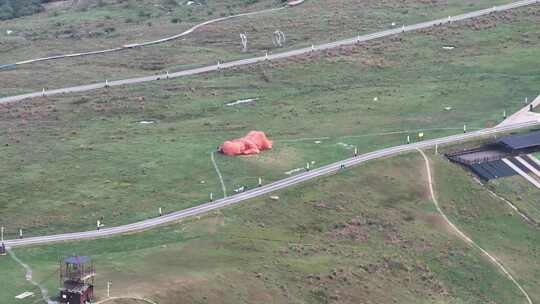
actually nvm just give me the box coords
[496,130,540,151]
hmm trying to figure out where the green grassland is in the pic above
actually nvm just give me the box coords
[1,0,537,94]
[0,6,539,238]
[491,175,540,223]
[1,152,538,304]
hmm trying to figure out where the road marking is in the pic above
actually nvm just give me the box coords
[418,149,533,304]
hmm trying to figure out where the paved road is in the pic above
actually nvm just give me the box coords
[4,119,539,248]
[1,0,537,105]
[0,6,287,69]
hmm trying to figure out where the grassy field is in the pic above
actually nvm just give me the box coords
[0,6,539,237]
[1,0,538,94]
[1,152,537,304]
[490,175,540,223]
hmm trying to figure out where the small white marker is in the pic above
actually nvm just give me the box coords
[311,44,315,52]
[407,135,410,144]
[210,192,214,202]
[258,177,262,187]
[217,61,221,70]
[19,229,23,239]
[354,147,358,156]
[166,71,169,79]
[306,162,310,171]
[265,51,269,60]
[463,124,467,133]
[97,220,101,230]
[159,207,162,216]
[402,25,405,32]
[42,88,46,97]
[1,226,4,242]
[107,281,112,298]
[105,79,109,87]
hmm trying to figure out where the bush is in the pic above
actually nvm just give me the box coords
[0,0,44,20]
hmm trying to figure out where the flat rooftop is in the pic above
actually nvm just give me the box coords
[497,130,540,150]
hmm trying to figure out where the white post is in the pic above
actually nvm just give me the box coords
[19,229,22,239]
[258,177,262,187]
[306,162,310,171]
[105,79,109,88]
[503,110,507,119]
[166,71,169,79]
[265,51,269,60]
[97,220,101,230]
[311,44,315,52]
[42,88,46,97]
[107,281,112,298]
[217,61,221,70]
[354,147,358,156]
[1,226,3,242]
[407,135,410,144]
[159,207,162,216]
[357,35,361,43]
[210,192,214,202]
[435,144,438,155]
[402,25,405,32]
[448,16,452,23]
[525,97,528,104]
[463,124,467,133]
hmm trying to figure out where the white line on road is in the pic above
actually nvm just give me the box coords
[418,149,533,304]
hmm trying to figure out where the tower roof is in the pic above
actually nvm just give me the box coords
[64,256,91,265]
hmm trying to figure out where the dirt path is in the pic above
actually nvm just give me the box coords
[7,248,56,304]
[211,151,227,198]
[417,149,533,304]
[95,296,158,304]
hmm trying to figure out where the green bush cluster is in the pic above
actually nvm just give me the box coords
[0,0,45,20]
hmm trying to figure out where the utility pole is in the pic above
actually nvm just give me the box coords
[107,281,112,298]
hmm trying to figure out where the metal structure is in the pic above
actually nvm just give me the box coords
[272,30,286,47]
[59,256,95,304]
[0,227,5,255]
[240,33,248,52]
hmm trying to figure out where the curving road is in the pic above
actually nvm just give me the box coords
[0,5,288,69]
[3,118,539,248]
[1,0,537,105]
